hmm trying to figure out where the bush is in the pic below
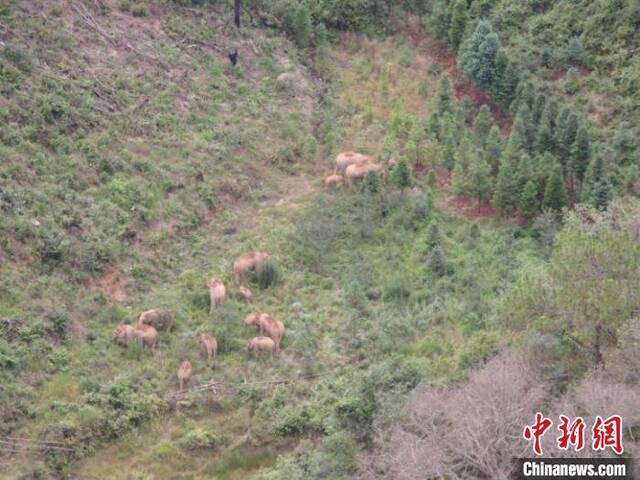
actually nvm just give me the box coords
[131,5,147,17]
[45,311,70,340]
[180,428,220,451]
[273,405,325,437]
[253,259,281,289]
[38,229,69,266]
[196,183,217,209]
[382,275,411,303]
[318,0,392,33]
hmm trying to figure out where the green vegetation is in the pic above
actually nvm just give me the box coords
[1,1,639,479]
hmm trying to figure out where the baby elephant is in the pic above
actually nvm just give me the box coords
[177,360,192,391]
[206,278,226,314]
[237,286,253,304]
[247,336,276,358]
[199,333,218,361]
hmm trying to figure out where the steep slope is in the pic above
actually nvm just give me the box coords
[3,3,637,480]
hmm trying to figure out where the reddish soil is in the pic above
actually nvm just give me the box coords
[404,23,512,135]
[449,195,497,221]
[85,266,127,302]
[436,168,451,188]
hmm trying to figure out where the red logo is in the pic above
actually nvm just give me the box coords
[524,414,624,456]
[523,412,553,456]
[592,415,624,455]
[557,415,586,452]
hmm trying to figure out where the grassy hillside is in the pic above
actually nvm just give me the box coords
[1,2,639,479]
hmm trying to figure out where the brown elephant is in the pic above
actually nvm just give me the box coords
[257,314,285,352]
[247,336,276,358]
[113,324,137,347]
[199,333,218,361]
[345,162,384,186]
[138,309,172,331]
[205,277,226,313]
[177,360,192,391]
[244,312,260,330]
[133,323,159,349]
[233,252,269,286]
[335,152,371,173]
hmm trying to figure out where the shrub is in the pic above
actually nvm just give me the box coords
[38,229,69,266]
[382,276,411,303]
[362,170,380,193]
[196,183,217,209]
[273,405,325,437]
[45,311,70,340]
[180,428,220,451]
[253,259,281,289]
[131,5,147,17]
[2,45,33,73]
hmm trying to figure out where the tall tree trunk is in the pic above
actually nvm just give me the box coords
[234,0,241,28]
[592,323,604,369]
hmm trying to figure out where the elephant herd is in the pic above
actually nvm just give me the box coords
[325,151,386,187]
[112,251,286,391]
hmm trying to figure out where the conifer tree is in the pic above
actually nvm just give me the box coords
[535,118,554,153]
[427,245,448,277]
[473,104,493,146]
[546,98,559,130]
[532,92,547,126]
[436,76,454,116]
[520,179,539,218]
[458,20,501,90]
[292,4,313,49]
[442,132,457,171]
[430,0,452,40]
[569,126,591,184]
[503,126,525,162]
[427,222,442,249]
[427,111,442,140]
[542,162,568,211]
[452,136,472,195]
[492,51,519,109]
[391,160,412,189]
[484,125,502,175]
[493,155,520,213]
[511,78,535,114]
[468,152,493,202]
[516,151,535,190]
[512,104,534,152]
[581,156,613,210]
[449,0,469,52]
[554,108,578,161]
[427,170,437,188]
